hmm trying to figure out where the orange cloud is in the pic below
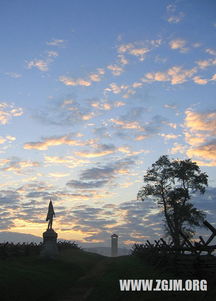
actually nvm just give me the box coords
[170,143,187,154]
[44,155,90,167]
[187,143,216,166]
[27,59,49,71]
[75,150,114,158]
[89,68,105,82]
[196,58,216,69]
[59,68,105,87]
[114,101,126,107]
[91,102,112,110]
[160,133,180,140]
[184,110,216,134]
[24,135,95,150]
[143,66,197,85]
[104,83,128,94]
[193,76,208,85]
[135,135,148,141]
[110,119,143,130]
[183,110,216,166]
[118,54,128,65]
[117,40,161,61]
[0,103,23,125]
[48,173,70,178]
[2,159,39,173]
[59,76,91,86]
[169,39,188,52]
[107,64,123,76]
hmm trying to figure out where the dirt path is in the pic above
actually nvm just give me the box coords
[58,257,113,301]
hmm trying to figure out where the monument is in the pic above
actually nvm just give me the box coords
[40,199,59,258]
[111,233,118,257]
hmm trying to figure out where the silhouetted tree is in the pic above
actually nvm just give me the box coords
[137,155,208,248]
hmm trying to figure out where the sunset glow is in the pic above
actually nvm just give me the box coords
[0,0,215,247]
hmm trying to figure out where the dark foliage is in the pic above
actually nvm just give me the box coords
[0,240,80,259]
[137,155,208,247]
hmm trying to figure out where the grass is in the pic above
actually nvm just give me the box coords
[0,249,215,301]
[86,255,212,301]
[0,249,104,301]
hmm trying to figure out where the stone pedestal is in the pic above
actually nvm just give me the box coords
[40,229,59,259]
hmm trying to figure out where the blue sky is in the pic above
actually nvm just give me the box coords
[0,0,216,247]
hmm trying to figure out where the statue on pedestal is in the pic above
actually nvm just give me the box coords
[46,200,55,230]
[40,199,59,259]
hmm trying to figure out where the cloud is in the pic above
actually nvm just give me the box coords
[46,39,65,46]
[82,112,95,120]
[183,109,216,166]
[0,189,20,205]
[24,134,94,150]
[118,54,128,65]
[0,157,40,174]
[129,48,149,61]
[205,48,216,56]
[17,181,53,194]
[169,39,188,52]
[114,101,126,107]
[78,199,162,246]
[166,4,185,24]
[196,58,216,69]
[117,39,161,62]
[0,135,16,153]
[159,133,180,140]
[0,135,16,144]
[104,82,129,94]
[132,82,143,88]
[59,68,105,87]
[167,14,184,24]
[67,179,109,189]
[89,68,105,82]
[134,135,148,141]
[0,102,23,125]
[211,74,216,81]
[27,59,49,71]
[109,112,168,141]
[33,98,97,126]
[47,51,58,57]
[110,119,143,130]
[45,155,90,168]
[48,173,70,178]
[193,76,208,85]
[170,143,188,154]
[75,144,116,158]
[104,80,144,98]
[59,76,91,86]
[187,140,216,166]
[67,158,135,190]
[80,166,116,181]
[27,47,60,72]
[163,104,177,110]
[5,72,22,78]
[184,110,216,134]
[107,64,123,76]
[91,102,112,111]
[0,137,6,144]
[143,66,197,85]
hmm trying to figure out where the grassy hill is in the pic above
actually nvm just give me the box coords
[0,249,215,301]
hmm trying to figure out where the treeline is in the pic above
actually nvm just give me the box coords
[0,240,80,259]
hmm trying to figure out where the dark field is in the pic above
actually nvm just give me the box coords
[0,249,215,301]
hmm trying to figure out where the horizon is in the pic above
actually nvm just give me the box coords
[0,0,216,247]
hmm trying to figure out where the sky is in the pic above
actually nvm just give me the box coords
[0,0,216,248]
